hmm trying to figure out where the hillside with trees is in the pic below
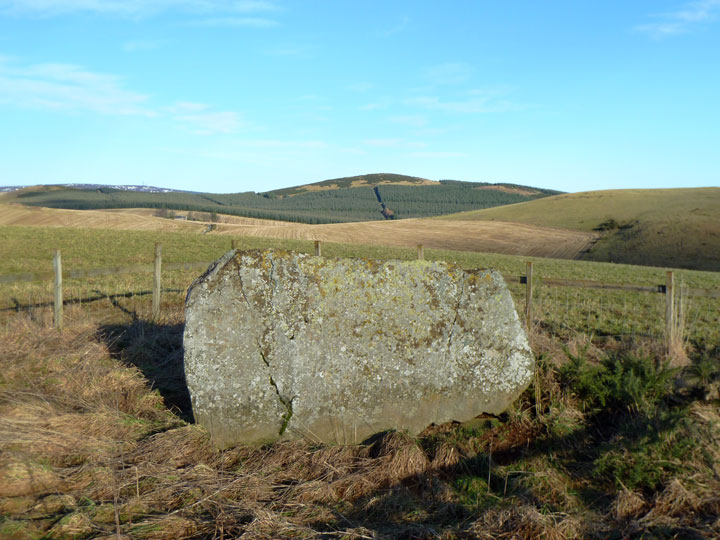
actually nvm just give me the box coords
[5,174,558,224]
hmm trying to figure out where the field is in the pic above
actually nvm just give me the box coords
[1,222,719,539]
[441,188,720,272]
[0,203,598,262]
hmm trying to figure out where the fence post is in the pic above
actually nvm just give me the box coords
[53,250,63,331]
[152,243,162,321]
[417,244,424,260]
[314,240,322,257]
[231,239,237,250]
[525,261,534,327]
[665,271,675,347]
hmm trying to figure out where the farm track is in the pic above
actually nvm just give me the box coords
[0,204,598,260]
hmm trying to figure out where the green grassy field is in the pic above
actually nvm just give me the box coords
[2,225,719,347]
[441,187,720,272]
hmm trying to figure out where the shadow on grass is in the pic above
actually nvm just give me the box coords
[98,318,194,423]
[2,288,185,314]
[300,409,707,540]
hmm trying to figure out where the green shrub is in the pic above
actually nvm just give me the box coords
[593,410,695,491]
[559,351,677,414]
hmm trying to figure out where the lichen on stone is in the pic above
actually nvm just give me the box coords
[184,249,535,448]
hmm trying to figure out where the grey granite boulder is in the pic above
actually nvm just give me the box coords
[183,250,534,448]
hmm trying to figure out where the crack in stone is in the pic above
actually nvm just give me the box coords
[238,266,295,436]
[259,349,295,436]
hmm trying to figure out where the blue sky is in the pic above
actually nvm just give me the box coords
[0,1,718,193]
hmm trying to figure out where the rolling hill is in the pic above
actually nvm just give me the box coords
[1,174,557,224]
[440,187,720,271]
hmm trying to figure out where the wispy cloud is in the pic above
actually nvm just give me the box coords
[424,62,473,85]
[189,16,279,28]
[406,91,521,114]
[347,81,374,93]
[0,0,279,18]
[362,138,426,149]
[165,101,245,134]
[184,139,329,162]
[176,111,244,134]
[384,15,408,36]
[406,151,466,159]
[359,102,388,111]
[122,39,165,52]
[635,0,720,38]
[389,115,427,128]
[0,59,153,115]
[0,60,246,135]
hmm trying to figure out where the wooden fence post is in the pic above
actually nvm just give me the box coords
[665,271,675,347]
[231,239,237,250]
[314,240,322,257]
[417,244,424,260]
[525,261,534,327]
[152,243,162,321]
[53,250,63,331]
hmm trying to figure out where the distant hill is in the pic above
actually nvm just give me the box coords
[265,173,436,197]
[0,183,190,194]
[440,187,720,271]
[4,174,556,225]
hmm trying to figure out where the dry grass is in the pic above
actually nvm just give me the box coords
[1,301,719,539]
[0,204,204,233]
[0,203,597,260]
[211,218,597,259]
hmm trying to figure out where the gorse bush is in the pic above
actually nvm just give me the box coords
[558,350,677,414]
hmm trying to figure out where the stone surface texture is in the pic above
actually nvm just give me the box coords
[184,249,535,448]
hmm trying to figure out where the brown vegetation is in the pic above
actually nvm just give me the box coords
[1,298,718,539]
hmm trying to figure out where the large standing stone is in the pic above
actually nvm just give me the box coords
[183,250,534,448]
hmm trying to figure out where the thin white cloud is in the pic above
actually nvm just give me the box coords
[359,102,386,111]
[424,62,473,85]
[123,39,165,52]
[0,0,278,18]
[406,94,521,114]
[389,115,427,128]
[190,16,279,28]
[363,138,404,147]
[175,111,244,134]
[186,139,329,162]
[406,151,466,158]
[0,60,247,135]
[362,138,427,149]
[635,0,720,38]
[165,101,245,134]
[347,82,373,93]
[166,101,209,114]
[0,59,153,115]
[384,15,409,36]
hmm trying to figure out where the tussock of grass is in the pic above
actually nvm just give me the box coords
[1,303,719,538]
